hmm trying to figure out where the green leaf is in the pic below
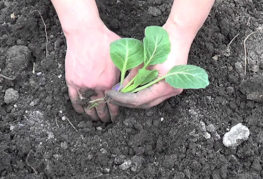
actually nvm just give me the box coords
[137,69,159,86]
[143,26,171,66]
[122,69,158,93]
[110,38,144,85]
[165,65,209,89]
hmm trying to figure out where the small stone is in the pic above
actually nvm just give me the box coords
[103,168,110,173]
[145,109,154,117]
[61,116,67,121]
[61,142,68,149]
[148,7,162,16]
[163,154,177,169]
[45,96,52,104]
[96,126,103,131]
[206,124,216,133]
[36,72,42,76]
[228,66,233,71]
[234,62,243,73]
[114,155,126,165]
[214,132,221,140]
[131,156,144,172]
[251,158,262,171]
[4,88,19,104]
[223,123,250,147]
[10,13,16,19]
[226,87,235,94]
[212,55,219,61]
[10,125,15,131]
[251,65,259,73]
[257,131,263,143]
[3,45,31,78]
[119,160,132,170]
[204,132,211,139]
[200,121,207,132]
[100,148,107,154]
[29,99,39,106]
[87,154,93,160]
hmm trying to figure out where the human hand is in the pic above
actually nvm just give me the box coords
[106,22,194,108]
[65,23,120,122]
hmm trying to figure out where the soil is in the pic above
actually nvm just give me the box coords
[0,0,263,178]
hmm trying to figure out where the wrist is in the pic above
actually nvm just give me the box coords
[164,18,198,45]
[51,0,104,36]
[163,20,195,54]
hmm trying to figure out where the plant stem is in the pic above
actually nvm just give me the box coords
[88,97,106,109]
[89,97,105,104]
[120,71,125,88]
[131,75,166,93]
[121,76,136,92]
[121,63,148,92]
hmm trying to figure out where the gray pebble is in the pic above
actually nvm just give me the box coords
[119,160,132,170]
[226,87,235,94]
[207,124,216,133]
[234,62,243,73]
[61,142,68,149]
[131,156,144,172]
[251,158,262,171]
[163,154,177,169]
[4,88,19,104]
[148,7,162,17]
[114,155,126,165]
[3,45,31,78]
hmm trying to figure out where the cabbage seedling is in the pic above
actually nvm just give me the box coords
[88,26,209,108]
[110,26,209,93]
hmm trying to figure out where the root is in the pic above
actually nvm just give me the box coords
[0,74,16,81]
[88,97,106,109]
[243,31,258,75]
[65,117,78,132]
[31,10,49,58]
[227,33,239,50]
[55,117,59,128]
[224,33,239,57]
[26,150,38,174]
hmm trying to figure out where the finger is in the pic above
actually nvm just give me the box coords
[145,89,183,108]
[84,106,99,121]
[94,91,110,123]
[106,85,161,108]
[106,82,179,108]
[143,94,176,108]
[68,86,84,113]
[107,102,119,122]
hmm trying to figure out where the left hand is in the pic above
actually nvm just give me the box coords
[106,22,194,108]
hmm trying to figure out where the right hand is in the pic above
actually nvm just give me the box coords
[64,23,120,122]
[106,22,192,108]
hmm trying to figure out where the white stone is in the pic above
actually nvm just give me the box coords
[223,123,250,147]
[4,88,19,104]
[119,160,132,170]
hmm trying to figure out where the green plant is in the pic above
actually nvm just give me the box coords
[88,26,209,108]
[110,26,209,93]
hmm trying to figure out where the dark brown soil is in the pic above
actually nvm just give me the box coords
[0,0,263,178]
